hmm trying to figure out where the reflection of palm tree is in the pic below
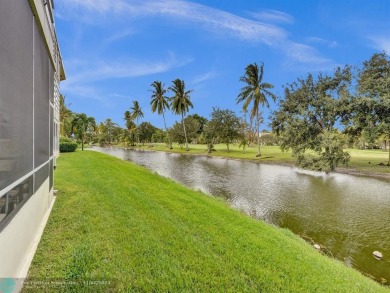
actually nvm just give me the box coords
[150,81,172,149]
[237,62,276,157]
[72,113,96,151]
[169,79,193,151]
[130,101,144,145]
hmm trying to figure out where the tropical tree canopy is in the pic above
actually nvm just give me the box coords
[130,100,144,144]
[356,52,390,165]
[169,79,193,151]
[237,62,276,157]
[59,93,73,137]
[205,108,242,153]
[124,110,135,131]
[130,100,144,122]
[271,66,352,173]
[169,79,193,116]
[150,81,172,148]
[71,113,96,151]
[150,81,170,114]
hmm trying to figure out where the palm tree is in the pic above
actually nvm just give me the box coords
[169,79,193,151]
[72,113,96,151]
[237,62,276,157]
[150,81,172,149]
[59,94,73,137]
[130,100,144,144]
[124,110,137,146]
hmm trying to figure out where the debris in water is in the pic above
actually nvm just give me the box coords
[373,251,383,260]
[344,257,352,267]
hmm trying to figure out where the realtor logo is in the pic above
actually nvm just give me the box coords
[0,278,15,293]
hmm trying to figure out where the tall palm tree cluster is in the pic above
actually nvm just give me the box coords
[127,79,193,151]
[61,62,276,157]
[147,66,274,155]
[60,55,390,165]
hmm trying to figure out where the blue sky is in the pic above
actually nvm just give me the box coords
[56,0,390,130]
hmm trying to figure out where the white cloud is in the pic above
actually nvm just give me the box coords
[368,36,390,53]
[64,53,193,86]
[60,52,193,104]
[192,71,217,84]
[285,43,323,63]
[306,37,338,48]
[248,10,294,24]
[59,0,287,45]
[58,0,335,68]
[104,29,136,43]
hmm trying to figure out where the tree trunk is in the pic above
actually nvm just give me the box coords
[227,143,230,153]
[182,113,189,151]
[256,110,261,157]
[162,111,172,149]
[136,118,140,145]
[81,134,84,151]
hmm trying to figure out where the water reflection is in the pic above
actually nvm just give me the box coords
[94,147,390,283]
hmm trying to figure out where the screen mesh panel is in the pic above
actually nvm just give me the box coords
[0,1,34,190]
[50,106,54,156]
[49,63,54,103]
[0,175,34,231]
[49,159,53,190]
[33,19,50,168]
[34,163,49,193]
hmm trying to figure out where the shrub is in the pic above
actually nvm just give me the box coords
[60,137,77,153]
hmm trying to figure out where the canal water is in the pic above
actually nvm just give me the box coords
[94,147,390,283]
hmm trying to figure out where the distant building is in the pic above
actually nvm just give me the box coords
[0,0,65,285]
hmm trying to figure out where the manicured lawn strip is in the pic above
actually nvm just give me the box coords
[130,143,390,175]
[25,151,387,292]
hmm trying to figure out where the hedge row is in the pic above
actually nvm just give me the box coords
[60,141,77,153]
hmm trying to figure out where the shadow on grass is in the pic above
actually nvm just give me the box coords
[259,156,274,160]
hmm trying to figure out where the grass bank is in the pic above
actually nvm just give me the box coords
[128,143,390,176]
[25,151,387,292]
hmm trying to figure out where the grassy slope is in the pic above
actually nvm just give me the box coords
[26,151,388,292]
[132,143,390,175]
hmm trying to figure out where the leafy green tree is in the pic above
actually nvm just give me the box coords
[187,114,208,135]
[138,122,159,144]
[272,66,352,173]
[237,62,276,157]
[124,111,136,146]
[124,111,134,130]
[71,113,96,151]
[59,93,73,137]
[205,108,242,153]
[356,52,390,165]
[103,118,116,144]
[170,121,186,148]
[259,131,280,146]
[120,128,132,146]
[183,116,201,143]
[150,81,172,148]
[169,117,200,147]
[130,100,144,144]
[169,79,193,151]
[151,129,166,143]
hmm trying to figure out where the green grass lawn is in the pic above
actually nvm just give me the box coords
[129,143,390,175]
[25,151,388,292]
